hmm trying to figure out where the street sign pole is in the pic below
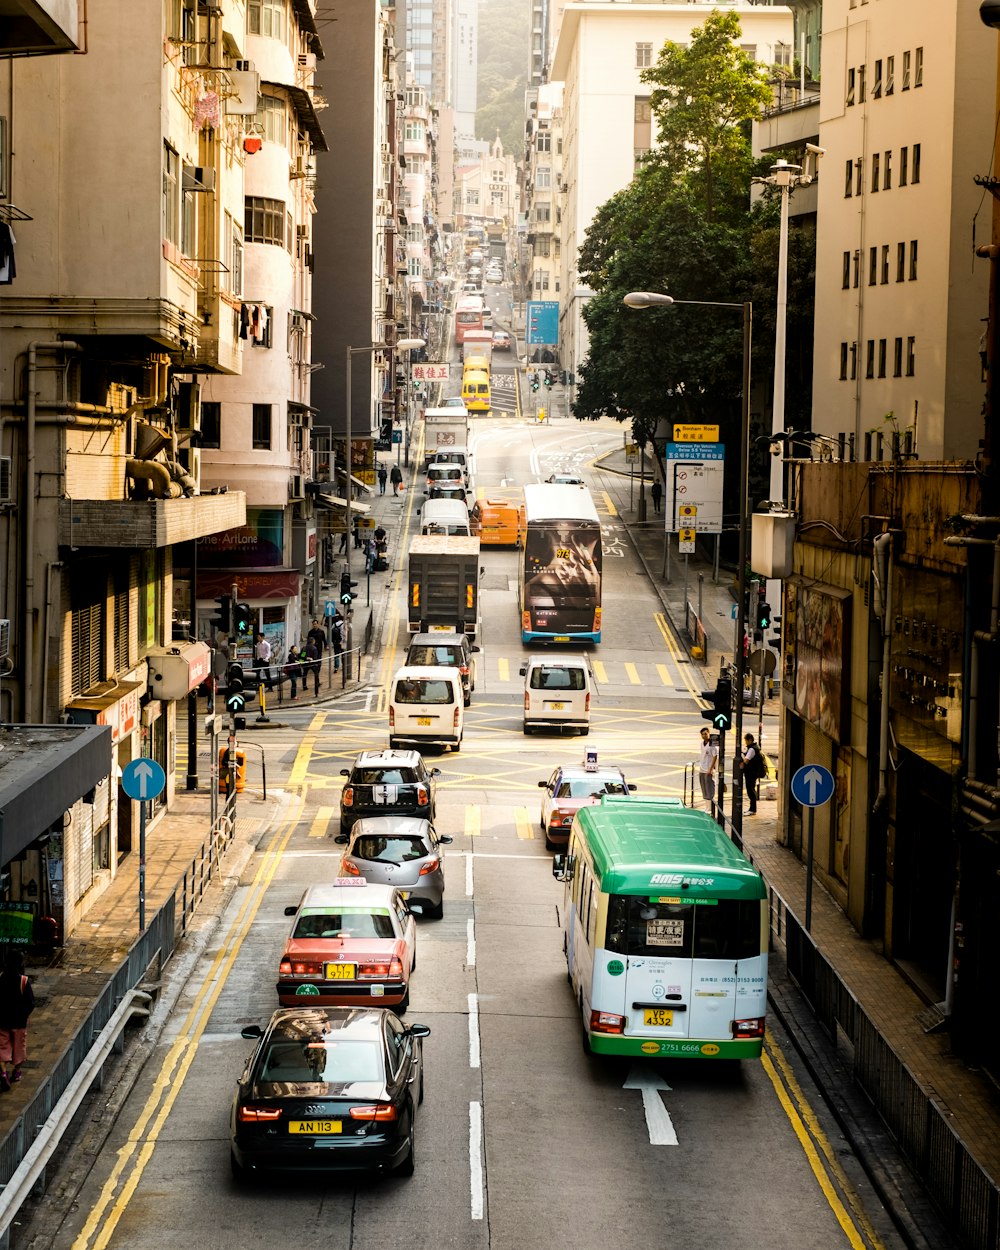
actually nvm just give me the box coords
[120,758,167,932]
[805,807,816,931]
[790,764,836,933]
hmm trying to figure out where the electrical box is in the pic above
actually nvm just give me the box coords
[750,511,796,579]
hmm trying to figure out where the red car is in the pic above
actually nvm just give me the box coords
[538,758,635,850]
[492,329,512,351]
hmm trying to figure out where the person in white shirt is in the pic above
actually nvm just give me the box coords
[698,727,719,812]
[253,632,272,689]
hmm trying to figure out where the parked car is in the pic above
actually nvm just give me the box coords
[339,749,440,836]
[336,816,453,918]
[231,1006,430,1179]
[491,329,512,351]
[405,630,479,705]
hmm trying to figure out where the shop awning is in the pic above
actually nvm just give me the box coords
[313,492,370,515]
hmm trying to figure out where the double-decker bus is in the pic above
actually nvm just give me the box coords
[455,295,485,345]
[519,483,602,643]
[554,796,768,1059]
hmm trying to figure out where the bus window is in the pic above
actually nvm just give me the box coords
[691,899,761,960]
[605,896,760,961]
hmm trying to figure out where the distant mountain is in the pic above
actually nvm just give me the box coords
[476,0,529,155]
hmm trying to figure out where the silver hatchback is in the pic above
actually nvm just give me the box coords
[335,816,452,919]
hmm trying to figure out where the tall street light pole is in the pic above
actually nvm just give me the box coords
[624,291,753,843]
[345,338,424,577]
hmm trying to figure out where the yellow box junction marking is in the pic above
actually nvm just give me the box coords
[309,806,335,839]
[624,662,640,685]
[498,657,509,683]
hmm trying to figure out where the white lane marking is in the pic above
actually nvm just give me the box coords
[466,918,476,967]
[469,1100,484,1221]
[468,992,481,1068]
[466,853,474,896]
[623,1065,678,1145]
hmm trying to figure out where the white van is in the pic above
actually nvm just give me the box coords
[520,654,591,735]
[421,498,471,537]
[389,665,465,752]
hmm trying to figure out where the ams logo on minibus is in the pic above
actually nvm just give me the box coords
[649,873,716,887]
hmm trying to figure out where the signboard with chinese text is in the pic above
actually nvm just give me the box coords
[673,424,720,442]
[412,363,450,382]
[526,301,559,346]
[664,443,725,534]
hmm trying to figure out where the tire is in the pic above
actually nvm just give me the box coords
[395,1132,415,1177]
[418,1066,425,1105]
[340,822,350,839]
[395,988,410,1016]
[230,1151,248,1185]
[411,948,416,971]
[579,727,590,737]
[544,831,556,852]
[452,738,462,753]
[426,899,444,920]
[389,738,400,751]
[464,696,471,708]
[523,723,533,735]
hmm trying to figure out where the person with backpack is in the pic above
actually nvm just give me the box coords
[283,646,303,700]
[741,733,765,815]
[0,951,34,1089]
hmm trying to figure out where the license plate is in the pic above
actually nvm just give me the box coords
[554,636,570,643]
[288,1120,342,1135]
[644,1008,673,1027]
[547,702,565,710]
[324,963,356,980]
[417,716,432,726]
[430,624,452,632]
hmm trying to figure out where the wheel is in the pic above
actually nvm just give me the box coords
[544,830,556,852]
[230,1151,248,1185]
[582,1027,592,1055]
[395,988,410,1016]
[389,738,400,750]
[464,696,471,708]
[523,723,533,735]
[411,948,416,971]
[426,899,444,920]
[452,738,462,753]
[418,1065,425,1105]
[395,1132,415,1177]
[579,727,590,737]
[340,822,350,839]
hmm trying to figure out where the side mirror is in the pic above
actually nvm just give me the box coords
[471,645,481,654]
[283,905,297,916]
[334,833,349,844]
[538,780,547,789]
[241,1025,264,1039]
[408,1024,432,1039]
[519,665,527,677]
[431,767,442,776]
[552,854,568,882]
[627,784,637,792]
[438,834,454,845]
[340,768,350,778]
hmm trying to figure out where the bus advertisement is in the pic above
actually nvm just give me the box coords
[519,483,602,643]
[455,295,485,345]
[554,796,768,1060]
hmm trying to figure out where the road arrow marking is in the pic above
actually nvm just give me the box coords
[624,1064,678,1145]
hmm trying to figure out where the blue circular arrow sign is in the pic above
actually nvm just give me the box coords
[790,764,835,808]
[121,757,166,803]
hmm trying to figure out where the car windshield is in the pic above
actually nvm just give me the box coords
[352,835,429,864]
[394,678,455,704]
[530,666,587,691]
[558,778,627,799]
[407,646,462,666]
[292,908,396,939]
[353,767,418,784]
[260,1039,383,1085]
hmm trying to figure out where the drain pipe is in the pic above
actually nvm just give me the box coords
[871,533,893,813]
[25,341,82,721]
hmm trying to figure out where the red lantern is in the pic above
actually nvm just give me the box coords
[243,136,262,155]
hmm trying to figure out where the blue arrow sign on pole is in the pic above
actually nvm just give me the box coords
[790,764,835,808]
[121,757,166,803]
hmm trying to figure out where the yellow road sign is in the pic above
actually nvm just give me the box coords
[673,424,720,442]
[678,504,698,519]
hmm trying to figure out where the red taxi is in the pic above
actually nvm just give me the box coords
[277,881,417,1014]
[538,752,636,850]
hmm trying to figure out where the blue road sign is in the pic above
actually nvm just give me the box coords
[790,764,835,808]
[526,300,559,346]
[392,429,403,444]
[121,757,166,803]
[324,600,337,618]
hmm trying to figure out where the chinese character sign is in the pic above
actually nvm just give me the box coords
[526,301,559,346]
[411,363,450,382]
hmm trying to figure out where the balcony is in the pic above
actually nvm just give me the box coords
[58,492,247,550]
[1,0,80,54]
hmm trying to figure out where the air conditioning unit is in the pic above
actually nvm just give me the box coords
[234,58,255,73]
[182,164,217,192]
[297,52,316,72]
[290,474,305,500]
[0,456,10,503]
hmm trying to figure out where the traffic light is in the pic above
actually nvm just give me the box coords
[757,601,772,632]
[530,372,540,393]
[700,677,732,732]
[340,569,358,606]
[226,662,246,715]
[543,370,554,388]
[234,602,253,635]
[210,594,231,636]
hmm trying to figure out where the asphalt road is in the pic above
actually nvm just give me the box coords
[23,419,905,1250]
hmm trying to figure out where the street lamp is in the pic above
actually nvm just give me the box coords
[623,290,753,842]
[344,337,424,577]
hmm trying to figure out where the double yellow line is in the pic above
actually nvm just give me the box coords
[72,795,306,1250]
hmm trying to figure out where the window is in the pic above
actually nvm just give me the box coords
[868,246,877,286]
[536,133,551,153]
[840,342,849,380]
[113,564,132,675]
[912,143,921,184]
[850,342,858,380]
[906,336,916,376]
[902,50,911,90]
[893,337,903,377]
[883,150,892,190]
[847,67,856,106]
[856,159,863,198]
[635,42,652,68]
[536,235,551,257]
[871,152,880,193]
[866,340,875,379]
[70,567,106,697]
[466,190,479,206]
[909,240,918,280]
[858,64,866,103]
[252,403,272,450]
[886,55,895,95]
[245,197,286,246]
[915,46,923,87]
[535,203,551,224]
[227,213,243,297]
[896,241,906,282]
[845,159,854,198]
[200,401,221,449]
[404,121,425,142]
[634,97,651,155]
[881,245,890,284]
[852,251,860,289]
[900,146,908,186]
[182,184,196,258]
[248,0,283,40]
[842,252,851,290]
[873,59,882,98]
[407,256,422,278]
[163,144,180,246]
[536,166,551,189]
[257,93,286,145]
[877,339,887,378]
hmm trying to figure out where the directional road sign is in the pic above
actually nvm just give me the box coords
[790,764,835,808]
[121,757,166,803]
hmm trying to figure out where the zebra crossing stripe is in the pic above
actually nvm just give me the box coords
[465,805,481,839]
[309,807,335,839]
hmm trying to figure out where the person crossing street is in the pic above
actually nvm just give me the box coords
[390,463,403,496]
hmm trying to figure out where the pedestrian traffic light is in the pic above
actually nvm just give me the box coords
[226,662,246,714]
[210,594,231,636]
[234,602,252,635]
[530,372,540,393]
[544,370,554,388]
[757,601,772,631]
[700,677,732,731]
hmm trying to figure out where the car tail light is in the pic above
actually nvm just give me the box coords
[342,786,354,808]
[357,956,404,979]
[389,708,395,728]
[524,691,530,711]
[590,1010,625,1035]
[733,1017,766,1039]
[585,692,591,712]
[453,708,460,729]
[417,784,428,804]
[282,959,323,975]
[341,859,361,876]
[549,811,569,827]
[238,1105,283,1122]
[418,857,440,876]
[459,664,469,676]
[349,1103,398,1121]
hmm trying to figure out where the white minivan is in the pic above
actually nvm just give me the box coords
[520,654,592,735]
[420,498,471,537]
[389,665,465,752]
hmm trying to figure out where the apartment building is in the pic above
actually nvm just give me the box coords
[454,137,520,233]
[523,83,564,306]
[548,2,793,381]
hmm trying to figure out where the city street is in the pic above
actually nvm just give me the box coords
[26,419,902,1250]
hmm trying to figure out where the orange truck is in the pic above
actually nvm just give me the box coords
[470,498,526,547]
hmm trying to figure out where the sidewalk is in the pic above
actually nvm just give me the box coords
[597,442,1000,1202]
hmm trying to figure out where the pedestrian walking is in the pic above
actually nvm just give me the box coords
[0,951,34,1089]
[650,479,662,514]
[283,647,302,699]
[390,464,403,496]
[331,612,344,672]
[698,727,719,812]
[253,632,272,689]
[377,463,388,495]
[307,619,326,660]
[339,528,348,553]
[304,637,321,696]
[353,516,364,549]
[741,733,764,815]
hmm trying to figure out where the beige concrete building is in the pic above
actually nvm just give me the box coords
[454,136,520,233]
[523,82,564,307]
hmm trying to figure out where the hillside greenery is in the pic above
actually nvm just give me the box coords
[476,0,529,156]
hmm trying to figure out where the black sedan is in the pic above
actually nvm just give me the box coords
[339,749,441,837]
[231,1007,430,1180]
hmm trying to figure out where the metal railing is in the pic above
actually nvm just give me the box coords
[179,792,236,935]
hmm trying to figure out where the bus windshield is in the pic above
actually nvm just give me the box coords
[605,895,762,961]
